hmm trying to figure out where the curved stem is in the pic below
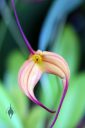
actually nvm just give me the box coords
[11,0,35,54]
[50,78,68,128]
[28,92,56,114]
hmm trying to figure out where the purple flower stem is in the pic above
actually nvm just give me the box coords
[11,0,35,54]
[50,78,68,128]
[28,91,56,114]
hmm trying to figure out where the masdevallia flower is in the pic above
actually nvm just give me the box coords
[11,0,70,127]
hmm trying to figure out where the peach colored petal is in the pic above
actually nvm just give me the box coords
[27,64,42,95]
[18,59,34,99]
[42,51,70,80]
[43,61,65,79]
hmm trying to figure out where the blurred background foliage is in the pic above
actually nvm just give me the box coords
[0,0,85,128]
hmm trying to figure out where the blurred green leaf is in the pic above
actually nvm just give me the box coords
[4,51,28,120]
[26,107,46,128]
[52,25,80,75]
[0,82,23,128]
[6,50,26,75]
[0,0,27,54]
[51,73,85,128]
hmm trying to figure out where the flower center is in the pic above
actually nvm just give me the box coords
[32,54,42,63]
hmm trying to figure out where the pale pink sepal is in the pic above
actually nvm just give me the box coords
[43,51,70,81]
[18,59,56,113]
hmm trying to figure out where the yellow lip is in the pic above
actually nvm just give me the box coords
[32,54,42,64]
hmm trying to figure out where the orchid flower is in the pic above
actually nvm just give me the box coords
[11,0,70,127]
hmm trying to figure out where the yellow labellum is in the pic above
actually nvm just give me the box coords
[32,54,42,63]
